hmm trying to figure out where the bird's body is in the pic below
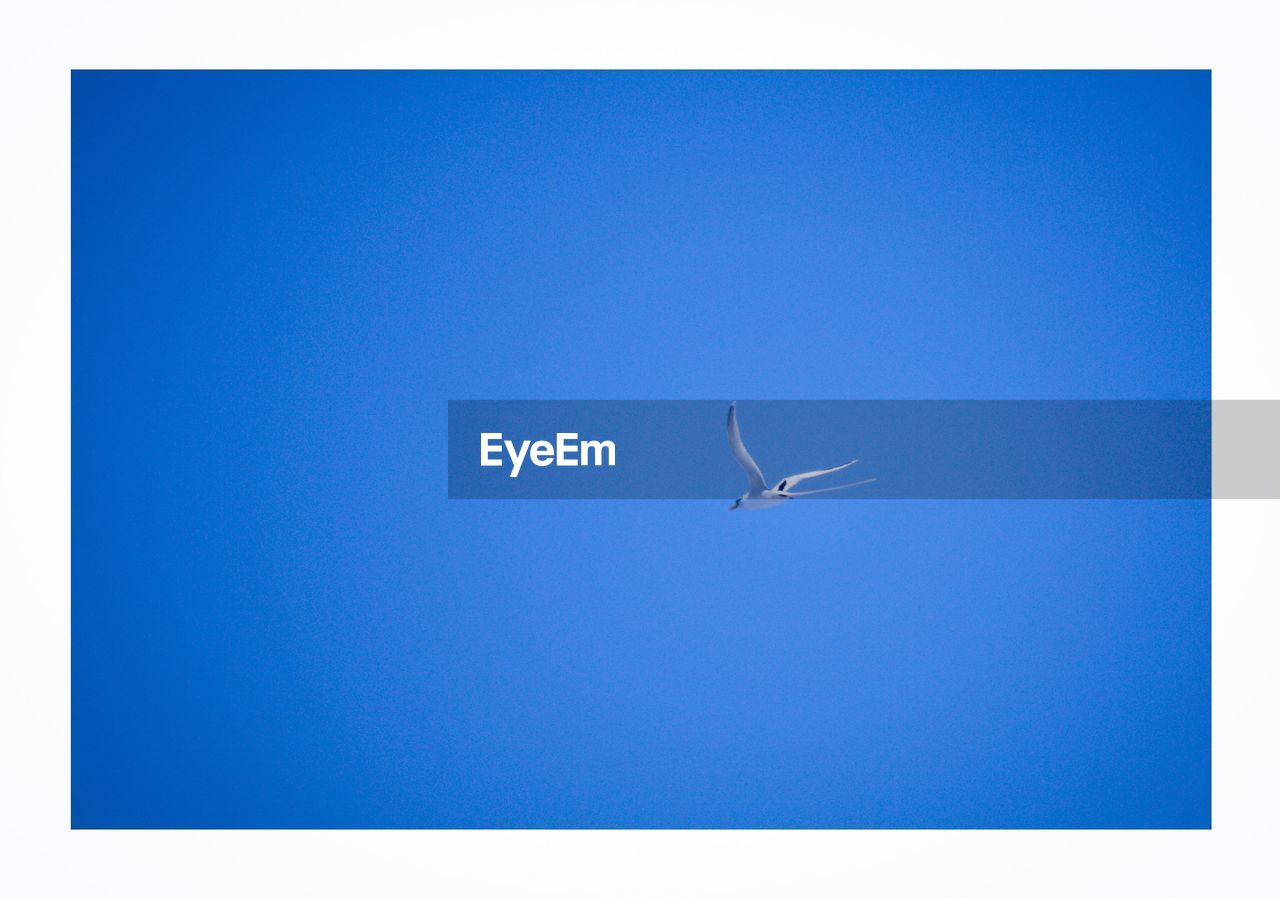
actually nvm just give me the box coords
[726,401,874,511]
[732,493,792,512]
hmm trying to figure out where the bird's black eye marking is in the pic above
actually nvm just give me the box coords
[778,481,787,490]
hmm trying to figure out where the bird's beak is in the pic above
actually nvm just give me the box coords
[727,502,737,511]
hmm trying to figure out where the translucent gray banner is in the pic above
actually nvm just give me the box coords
[442,400,1280,500]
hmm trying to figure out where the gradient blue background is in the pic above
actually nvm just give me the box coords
[72,71,1210,827]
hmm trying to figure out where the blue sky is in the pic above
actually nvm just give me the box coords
[73,71,1210,827]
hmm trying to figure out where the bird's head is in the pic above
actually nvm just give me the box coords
[728,497,743,511]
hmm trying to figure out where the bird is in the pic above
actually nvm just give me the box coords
[727,401,875,511]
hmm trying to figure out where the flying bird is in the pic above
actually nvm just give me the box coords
[727,401,875,511]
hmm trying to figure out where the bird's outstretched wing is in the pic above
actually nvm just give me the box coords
[727,402,767,493]
[782,477,877,497]
[774,459,859,493]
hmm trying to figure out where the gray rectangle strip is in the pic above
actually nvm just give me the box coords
[1214,400,1280,499]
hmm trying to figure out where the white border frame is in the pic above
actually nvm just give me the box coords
[3,2,1278,895]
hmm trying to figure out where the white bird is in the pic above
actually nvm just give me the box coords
[727,401,875,511]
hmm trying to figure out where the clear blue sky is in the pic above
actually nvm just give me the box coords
[73,71,1210,827]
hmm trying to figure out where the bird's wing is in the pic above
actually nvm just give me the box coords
[782,477,877,497]
[727,402,767,493]
[773,459,858,492]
